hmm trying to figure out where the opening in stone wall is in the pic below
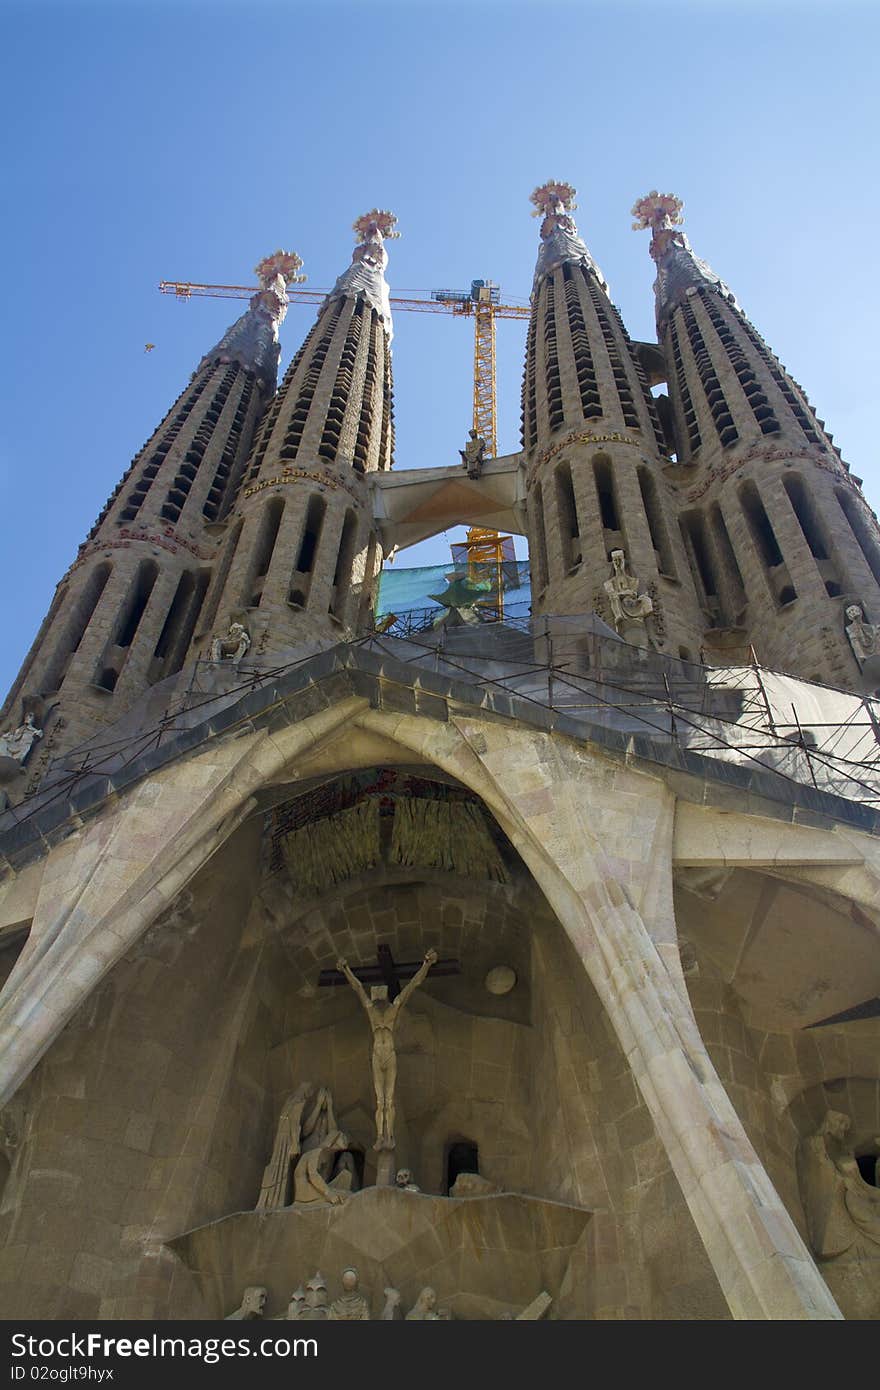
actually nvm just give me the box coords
[446,1141,479,1193]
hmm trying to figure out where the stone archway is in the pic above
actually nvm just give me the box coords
[0,691,851,1317]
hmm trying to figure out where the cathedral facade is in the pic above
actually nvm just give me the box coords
[0,186,878,1320]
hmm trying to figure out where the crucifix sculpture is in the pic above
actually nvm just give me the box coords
[332,948,439,1151]
[318,943,459,1001]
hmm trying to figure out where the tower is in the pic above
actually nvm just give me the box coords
[0,250,303,787]
[634,191,880,685]
[521,182,707,660]
[207,211,396,661]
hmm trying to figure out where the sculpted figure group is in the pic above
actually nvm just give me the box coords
[255,1079,435,1214]
[242,965,557,1323]
[258,947,437,1197]
[256,1083,357,1211]
[226,1267,551,1321]
[225,1269,442,1321]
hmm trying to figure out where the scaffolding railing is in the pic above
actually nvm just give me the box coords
[5,616,880,842]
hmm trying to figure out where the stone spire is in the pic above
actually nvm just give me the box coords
[326,209,399,339]
[530,180,608,294]
[521,183,707,658]
[521,181,666,454]
[631,191,736,326]
[207,212,398,660]
[0,247,307,784]
[196,249,306,391]
[633,191,880,686]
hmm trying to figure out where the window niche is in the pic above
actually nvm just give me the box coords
[445,1140,480,1195]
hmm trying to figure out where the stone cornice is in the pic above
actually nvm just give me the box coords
[64,525,217,580]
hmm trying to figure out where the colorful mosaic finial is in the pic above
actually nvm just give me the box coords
[352,209,400,243]
[529,181,607,294]
[530,181,578,219]
[327,210,399,338]
[631,191,684,234]
[254,249,306,288]
[197,248,302,388]
[631,192,737,319]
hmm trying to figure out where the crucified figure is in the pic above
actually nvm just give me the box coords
[337,950,438,1150]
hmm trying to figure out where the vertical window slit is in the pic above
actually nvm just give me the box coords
[331,510,359,617]
[836,488,880,587]
[637,467,675,577]
[244,497,285,607]
[42,563,112,693]
[593,453,621,550]
[554,461,580,571]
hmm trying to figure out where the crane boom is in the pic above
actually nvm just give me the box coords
[158,279,530,458]
[159,281,486,314]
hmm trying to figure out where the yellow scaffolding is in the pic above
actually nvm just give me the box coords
[450,527,517,623]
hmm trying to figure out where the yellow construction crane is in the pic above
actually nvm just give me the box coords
[428,281,530,458]
[449,526,519,623]
[158,278,530,459]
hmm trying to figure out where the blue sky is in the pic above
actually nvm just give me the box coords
[2,0,878,696]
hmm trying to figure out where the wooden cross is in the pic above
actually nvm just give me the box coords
[318,943,460,1001]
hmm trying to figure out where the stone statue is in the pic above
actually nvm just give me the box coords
[292,1129,352,1205]
[603,550,653,632]
[336,950,438,1150]
[328,1266,371,1320]
[381,1287,403,1321]
[294,1271,330,1321]
[405,1287,441,1320]
[395,1167,420,1192]
[797,1110,880,1319]
[0,713,43,765]
[225,1286,267,1320]
[459,428,487,479]
[210,621,251,663]
[845,603,880,665]
[256,1082,336,1210]
[405,1287,451,1320]
[284,1287,305,1321]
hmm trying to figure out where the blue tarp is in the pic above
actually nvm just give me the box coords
[377,560,532,617]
